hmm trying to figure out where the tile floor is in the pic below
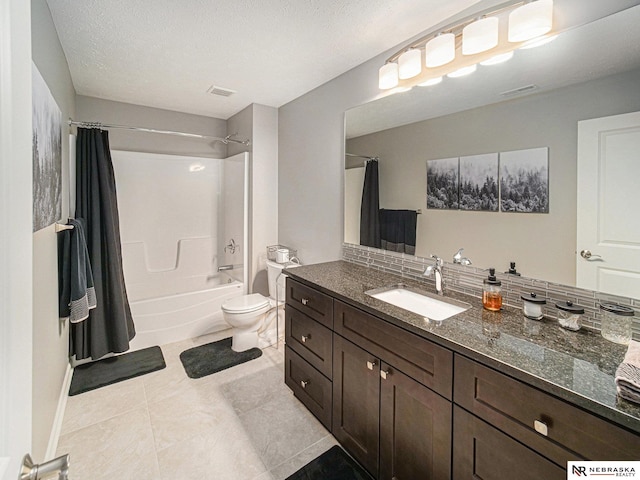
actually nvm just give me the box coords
[56,329,337,480]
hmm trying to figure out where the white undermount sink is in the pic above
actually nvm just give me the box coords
[366,284,470,321]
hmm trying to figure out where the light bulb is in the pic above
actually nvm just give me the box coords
[379,63,399,90]
[425,33,455,68]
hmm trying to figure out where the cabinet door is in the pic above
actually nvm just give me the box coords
[379,363,451,480]
[453,406,565,480]
[333,334,380,478]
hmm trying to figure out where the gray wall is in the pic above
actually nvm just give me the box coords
[278,55,386,264]
[346,68,640,286]
[76,96,228,158]
[31,0,76,460]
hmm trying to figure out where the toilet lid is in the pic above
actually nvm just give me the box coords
[222,294,270,313]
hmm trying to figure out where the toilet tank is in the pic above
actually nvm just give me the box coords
[266,259,300,301]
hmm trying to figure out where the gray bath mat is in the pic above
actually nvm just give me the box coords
[69,346,166,396]
[179,337,262,379]
[286,446,373,480]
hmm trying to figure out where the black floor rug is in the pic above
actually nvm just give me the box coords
[69,346,166,396]
[286,446,373,480]
[179,337,262,379]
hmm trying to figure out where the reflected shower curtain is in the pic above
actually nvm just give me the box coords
[70,128,135,360]
[360,159,381,248]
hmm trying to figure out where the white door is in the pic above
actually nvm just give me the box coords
[576,111,640,298]
[1,0,34,478]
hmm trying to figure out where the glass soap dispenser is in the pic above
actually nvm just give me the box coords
[483,268,502,311]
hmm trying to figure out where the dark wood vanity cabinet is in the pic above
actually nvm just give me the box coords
[284,279,334,430]
[332,301,453,480]
[285,277,640,480]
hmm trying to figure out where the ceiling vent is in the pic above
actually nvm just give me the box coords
[500,84,538,97]
[207,85,236,97]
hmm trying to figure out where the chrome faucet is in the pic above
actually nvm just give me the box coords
[453,248,472,266]
[423,254,445,295]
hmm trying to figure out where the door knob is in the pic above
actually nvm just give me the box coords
[580,249,602,260]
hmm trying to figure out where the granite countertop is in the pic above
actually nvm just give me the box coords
[285,260,640,434]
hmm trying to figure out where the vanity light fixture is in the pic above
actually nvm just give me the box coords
[378,0,555,91]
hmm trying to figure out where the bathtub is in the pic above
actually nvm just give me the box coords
[127,273,244,351]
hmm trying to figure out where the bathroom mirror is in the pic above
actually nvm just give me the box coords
[344,4,640,298]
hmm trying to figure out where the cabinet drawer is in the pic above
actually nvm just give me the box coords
[453,406,565,480]
[286,306,333,379]
[286,279,333,328]
[334,300,453,399]
[454,354,640,463]
[285,346,332,430]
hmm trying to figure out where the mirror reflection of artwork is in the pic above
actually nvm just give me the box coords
[500,147,549,213]
[427,157,459,210]
[32,63,62,232]
[459,153,499,212]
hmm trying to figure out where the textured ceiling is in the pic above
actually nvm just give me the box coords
[46,0,482,119]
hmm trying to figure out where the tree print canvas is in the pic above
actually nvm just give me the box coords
[427,157,459,210]
[459,153,499,211]
[500,147,549,213]
[32,63,62,232]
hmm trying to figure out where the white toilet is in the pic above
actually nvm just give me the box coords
[221,259,298,352]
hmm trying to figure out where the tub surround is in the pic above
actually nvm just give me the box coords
[284,260,640,434]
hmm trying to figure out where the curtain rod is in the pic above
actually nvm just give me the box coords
[345,152,379,161]
[68,119,251,146]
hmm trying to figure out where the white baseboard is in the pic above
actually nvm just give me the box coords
[45,363,73,460]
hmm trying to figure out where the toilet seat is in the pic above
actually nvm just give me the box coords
[222,293,270,314]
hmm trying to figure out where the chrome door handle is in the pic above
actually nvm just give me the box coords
[580,249,602,260]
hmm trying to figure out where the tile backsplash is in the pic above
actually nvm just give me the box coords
[342,243,640,340]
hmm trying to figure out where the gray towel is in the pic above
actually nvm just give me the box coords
[58,219,97,322]
[615,340,640,404]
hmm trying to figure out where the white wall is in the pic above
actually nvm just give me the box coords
[30,0,76,461]
[1,0,33,476]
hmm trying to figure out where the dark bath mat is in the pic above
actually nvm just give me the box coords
[286,446,373,480]
[179,337,262,379]
[69,346,165,396]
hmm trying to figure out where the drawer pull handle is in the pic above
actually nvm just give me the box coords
[301,334,311,343]
[301,298,309,306]
[300,380,309,388]
[380,369,391,380]
[366,360,377,370]
[534,419,548,436]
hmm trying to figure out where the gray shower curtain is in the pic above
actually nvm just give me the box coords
[70,128,135,360]
[360,159,381,248]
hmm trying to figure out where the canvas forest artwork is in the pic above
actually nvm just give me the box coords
[426,157,459,209]
[32,63,63,232]
[426,148,549,213]
[459,153,499,212]
[500,147,549,213]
